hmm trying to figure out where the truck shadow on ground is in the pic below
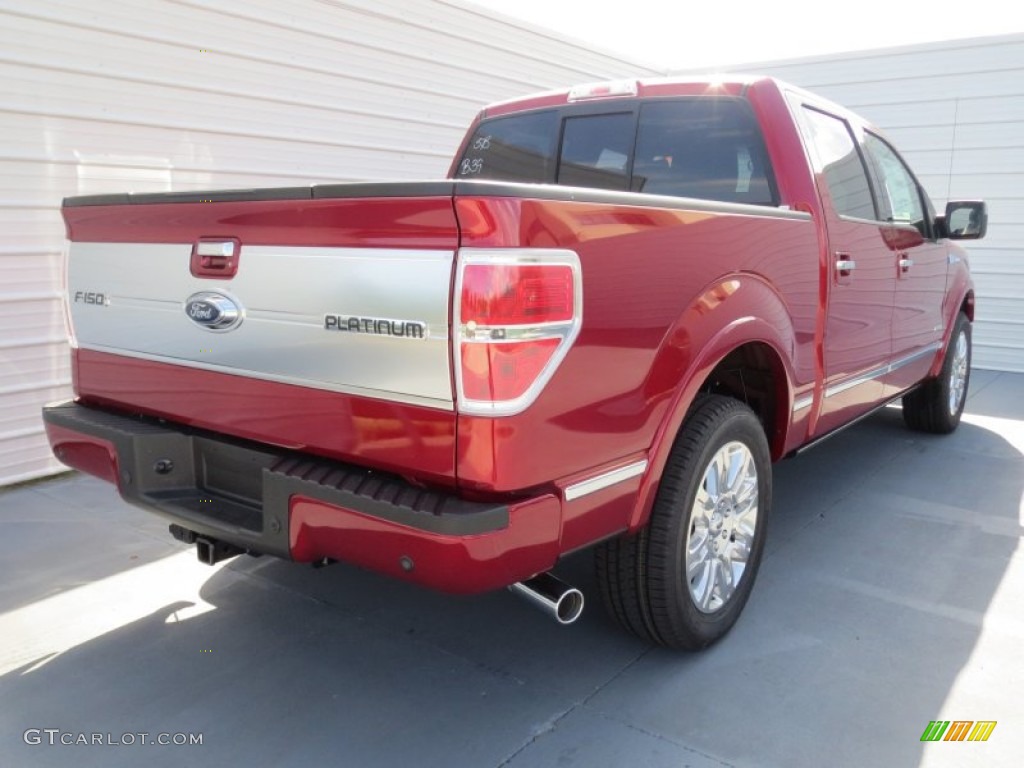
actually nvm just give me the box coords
[1,404,1019,767]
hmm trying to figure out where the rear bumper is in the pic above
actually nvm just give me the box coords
[42,401,562,593]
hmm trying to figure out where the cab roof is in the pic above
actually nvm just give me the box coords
[481,74,777,117]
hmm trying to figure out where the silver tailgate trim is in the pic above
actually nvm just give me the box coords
[75,344,454,409]
[69,243,455,410]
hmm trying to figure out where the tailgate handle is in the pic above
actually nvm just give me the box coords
[191,238,240,279]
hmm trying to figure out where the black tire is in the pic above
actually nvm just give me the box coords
[902,312,971,434]
[595,395,771,650]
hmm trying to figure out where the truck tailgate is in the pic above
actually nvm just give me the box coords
[61,183,459,483]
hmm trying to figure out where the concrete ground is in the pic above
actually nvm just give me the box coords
[0,370,1021,768]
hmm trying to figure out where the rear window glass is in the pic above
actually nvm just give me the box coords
[558,112,634,191]
[456,110,557,183]
[456,97,776,205]
[632,100,775,205]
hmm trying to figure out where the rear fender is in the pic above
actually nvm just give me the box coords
[627,275,796,532]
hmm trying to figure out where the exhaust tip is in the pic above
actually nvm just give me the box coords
[509,572,584,625]
[553,587,585,625]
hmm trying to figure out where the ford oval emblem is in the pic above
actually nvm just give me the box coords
[184,292,243,332]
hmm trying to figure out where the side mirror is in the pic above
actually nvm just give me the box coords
[940,200,987,240]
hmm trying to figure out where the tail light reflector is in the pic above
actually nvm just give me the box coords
[455,249,582,416]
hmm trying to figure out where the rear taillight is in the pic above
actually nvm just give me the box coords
[455,249,582,416]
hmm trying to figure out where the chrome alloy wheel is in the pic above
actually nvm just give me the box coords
[948,330,969,416]
[685,441,759,614]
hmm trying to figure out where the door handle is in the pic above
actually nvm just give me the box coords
[899,257,914,272]
[834,252,856,276]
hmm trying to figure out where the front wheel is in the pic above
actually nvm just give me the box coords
[595,395,771,650]
[902,312,971,434]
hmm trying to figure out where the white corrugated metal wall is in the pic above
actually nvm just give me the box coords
[719,34,1024,373]
[0,0,658,487]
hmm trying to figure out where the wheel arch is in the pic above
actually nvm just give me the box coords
[960,290,975,323]
[627,303,796,533]
[929,274,974,378]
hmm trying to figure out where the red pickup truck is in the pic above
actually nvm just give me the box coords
[44,76,986,649]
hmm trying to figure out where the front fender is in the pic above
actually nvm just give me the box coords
[932,252,974,377]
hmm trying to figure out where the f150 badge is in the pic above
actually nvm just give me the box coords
[185,292,243,332]
[73,290,108,306]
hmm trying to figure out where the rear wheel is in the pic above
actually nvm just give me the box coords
[902,312,971,434]
[595,395,771,650]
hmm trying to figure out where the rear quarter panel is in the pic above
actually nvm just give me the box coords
[455,194,819,531]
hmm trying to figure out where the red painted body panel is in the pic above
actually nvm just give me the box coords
[815,215,892,435]
[928,244,974,378]
[44,422,120,484]
[289,493,562,594]
[884,225,949,395]
[946,243,974,323]
[63,197,459,248]
[454,195,818,497]
[555,455,647,552]
[74,349,457,486]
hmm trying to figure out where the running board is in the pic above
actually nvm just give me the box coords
[788,390,912,458]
